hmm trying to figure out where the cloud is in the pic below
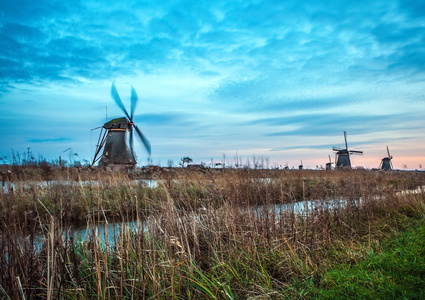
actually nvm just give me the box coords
[136,113,184,126]
[0,0,424,167]
[1,0,423,90]
[399,0,425,19]
[27,137,72,143]
[0,0,72,23]
[271,144,334,151]
[262,112,421,137]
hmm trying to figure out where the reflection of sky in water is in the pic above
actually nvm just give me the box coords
[1,179,158,193]
[27,221,147,252]
[252,199,363,217]
[68,220,147,247]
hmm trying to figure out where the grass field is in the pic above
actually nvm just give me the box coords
[0,166,424,299]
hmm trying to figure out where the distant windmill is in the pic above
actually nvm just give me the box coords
[379,146,393,170]
[298,160,303,170]
[63,148,78,166]
[325,155,333,170]
[92,82,151,171]
[332,131,363,168]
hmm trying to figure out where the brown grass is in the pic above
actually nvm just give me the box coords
[0,167,424,298]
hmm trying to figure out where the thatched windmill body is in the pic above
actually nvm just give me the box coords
[332,131,363,168]
[92,83,151,171]
[379,146,393,170]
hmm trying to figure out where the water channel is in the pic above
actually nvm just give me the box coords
[41,197,362,249]
[3,178,423,249]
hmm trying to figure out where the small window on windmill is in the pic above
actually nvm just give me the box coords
[129,159,132,162]
[109,132,112,136]
[106,151,109,156]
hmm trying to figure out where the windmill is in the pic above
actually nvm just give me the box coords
[379,146,393,170]
[325,155,333,170]
[298,160,303,170]
[63,148,78,166]
[92,82,151,171]
[332,131,363,168]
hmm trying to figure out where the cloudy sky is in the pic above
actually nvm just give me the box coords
[1,0,424,169]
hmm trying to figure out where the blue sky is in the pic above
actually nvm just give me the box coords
[1,0,424,169]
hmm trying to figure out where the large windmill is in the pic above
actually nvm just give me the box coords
[92,83,151,171]
[379,146,393,170]
[332,131,363,168]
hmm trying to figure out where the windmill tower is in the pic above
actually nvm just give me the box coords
[298,160,303,170]
[379,146,393,170]
[92,83,151,171]
[332,131,363,168]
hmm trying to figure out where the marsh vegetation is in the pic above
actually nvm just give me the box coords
[0,166,424,299]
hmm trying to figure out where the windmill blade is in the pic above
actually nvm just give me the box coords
[386,146,392,159]
[130,86,138,121]
[111,82,130,120]
[134,124,151,155]
[343,131,348,150]
[129,127,134,158]
[350,150,363,156]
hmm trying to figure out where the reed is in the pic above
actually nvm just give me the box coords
[0,167,424,298]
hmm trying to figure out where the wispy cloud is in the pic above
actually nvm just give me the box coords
[27,137,72,143]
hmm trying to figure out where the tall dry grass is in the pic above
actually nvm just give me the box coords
[0,168,424,298]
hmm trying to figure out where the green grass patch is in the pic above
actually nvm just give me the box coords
[312,219,425,299]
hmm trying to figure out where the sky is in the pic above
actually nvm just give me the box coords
[0,0,424,169]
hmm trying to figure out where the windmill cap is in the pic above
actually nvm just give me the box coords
[103,117,130,129]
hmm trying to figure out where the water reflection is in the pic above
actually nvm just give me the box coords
[1,179,158,193]
[17,197,363,253]
[252,198,363,216]
[65,198,361,246]
[67,220,147,245]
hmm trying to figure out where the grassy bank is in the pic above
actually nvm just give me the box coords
[311,217,425,299]
[0,168,424,299]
